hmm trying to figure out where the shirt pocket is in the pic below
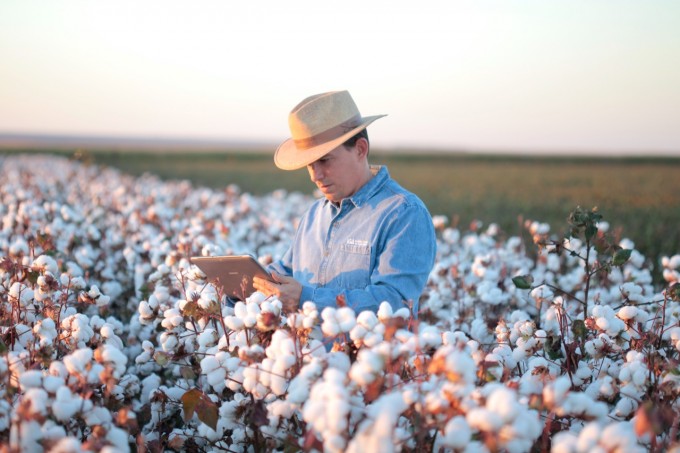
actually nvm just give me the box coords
[336,242,371,289]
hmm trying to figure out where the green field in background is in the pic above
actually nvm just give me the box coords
[4,149,680,283]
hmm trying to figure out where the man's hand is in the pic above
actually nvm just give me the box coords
[253,272,301,314]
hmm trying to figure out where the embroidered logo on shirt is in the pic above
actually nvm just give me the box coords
[341,238,371,255]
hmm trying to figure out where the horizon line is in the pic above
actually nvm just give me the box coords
[1,131,679,157]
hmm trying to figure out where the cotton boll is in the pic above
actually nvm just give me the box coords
[442,331,470,348]
[48,437,83,453]
[201,356,221,375]
[97,344,128,378]
[232,301,248,319]
[269,370,288,396]
[246,291,267,305]
[495,321,510,343]
[586,375,616,401]
[32,254,59,274]
[60,314,95,348]
[19,370,43,390]
[43,375,65,394]
[631,366,647,387]
[224,315,245,331]
[138,374,162,406]
[242,366,266,398]
[585,333,613,359]
[491,343,517,371]
[663,254,680,269]
[595,316,610,332]
[138,301,155,322]
[22,388,49,417]
[197,328,218,349]
[432,215,448,230]
[301,301,319,316]
[89,286,111,307]
[63,348,94,376]
[9,237,30,256]
[619,282,645,304]
[349,360,379,387]
[83,405,112,426]
[612,396,637,418]
[470,318,493,343]
[161,308,184,330]
[99,323,124,349]
[666,327,680,352]
[303,368,352,451]
[486,386,520,423]
[287,360,324,405]
[159,332,179,352]
[543,375,571,408]
[617,305,638,321]
[242,314,257,329]
[321,308,341,337]
[349,324,368,344]
[418,325,442,349]
[246,301,262,316]
[519,357,559,396]
[599,421,646,453]
[377,302,393,321]
[557,392,608,420]
[52,386,83,421]
[336,307,357,332]
[437,415,471,449]
[346,392,407,453]
[466,407,503,432]
[480,285,506,305]
[9,282,34,307]
[105,426,132,453]
[430,345,476,387]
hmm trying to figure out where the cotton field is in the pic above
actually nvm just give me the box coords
[1,154,679,453]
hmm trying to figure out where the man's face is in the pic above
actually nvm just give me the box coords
[307,143,366,203]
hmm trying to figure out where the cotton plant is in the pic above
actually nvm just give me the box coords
[2,155,680,451]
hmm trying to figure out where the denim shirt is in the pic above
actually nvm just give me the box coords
[268,165,436,316]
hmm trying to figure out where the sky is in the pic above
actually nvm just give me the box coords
[1,0,680,155]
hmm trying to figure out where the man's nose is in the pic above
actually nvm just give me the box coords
[309,163,322,182]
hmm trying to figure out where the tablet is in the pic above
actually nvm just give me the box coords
[190,255,273,301]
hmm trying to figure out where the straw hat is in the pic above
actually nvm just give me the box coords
[274,90,386,170]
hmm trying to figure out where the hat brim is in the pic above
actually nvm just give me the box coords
[274,114,386,170]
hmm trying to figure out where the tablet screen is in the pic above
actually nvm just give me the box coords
[190,255,273,301]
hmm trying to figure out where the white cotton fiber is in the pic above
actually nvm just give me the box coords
[486,386,519,423]
[439,416,471,449]
[201,356,220,375]
[52,386,82,421]
[466,407,503,432]
[63,348,93,376]
[19,370,43,390]
[48,437,83,453]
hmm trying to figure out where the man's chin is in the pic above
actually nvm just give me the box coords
[323,193,341,203]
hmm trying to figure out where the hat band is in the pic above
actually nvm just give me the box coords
[293,114,362,150]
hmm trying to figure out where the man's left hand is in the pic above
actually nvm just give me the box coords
[253,272,301,314]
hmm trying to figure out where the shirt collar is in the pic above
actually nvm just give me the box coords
[328,165,388,209]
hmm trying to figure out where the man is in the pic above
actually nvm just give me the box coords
[253,90,436,317]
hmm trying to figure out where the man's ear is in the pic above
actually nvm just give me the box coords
[355,137,369,159]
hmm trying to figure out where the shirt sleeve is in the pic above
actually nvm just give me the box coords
[301,202,436,316]
[266,245,293,277]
